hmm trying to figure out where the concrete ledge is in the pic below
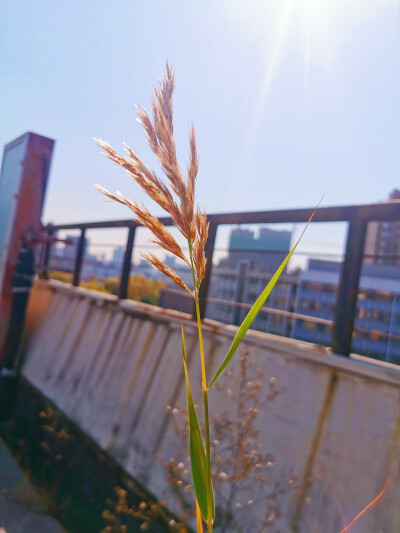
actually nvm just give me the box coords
[33,279,400,387]
[21,279,400,533]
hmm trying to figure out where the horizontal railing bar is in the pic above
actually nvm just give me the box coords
[207,203,400,224]
[353,326,400,342]
[47,268,74,274]
[159,287,192,298]
[155,288,333,325]
[205,296,400,341]
[48,220,138,230]
[208,274,297,283]
[49,244,400,261]
[88,244,344,258]
[47,200,400,231]
[363,254,400,260]
[82,242,129,248]
[49,243,400,261]
[201,297,400,342]
[204,296,333,326]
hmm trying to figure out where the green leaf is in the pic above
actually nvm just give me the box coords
[208,210,317,389]
[181,326,215,521]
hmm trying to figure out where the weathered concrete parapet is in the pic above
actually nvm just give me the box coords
[22,280,400,532]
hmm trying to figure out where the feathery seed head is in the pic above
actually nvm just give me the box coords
[94,184,126,205]
[141,253,191,294]
[95,62,208,293]
[115,192,187,262]
[193,209,209,285]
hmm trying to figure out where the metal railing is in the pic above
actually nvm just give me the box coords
[39,201,400,358]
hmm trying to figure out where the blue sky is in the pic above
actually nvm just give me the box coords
[1,0,399,260]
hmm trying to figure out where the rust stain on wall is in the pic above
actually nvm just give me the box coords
[374,393,400,528]
[92,310,126,389]
[386,394,400,468]
[291,369,339,532]
[104,322,158,449]
[152,330,199,457]
[55,298,92,385]
[126,325,171,438]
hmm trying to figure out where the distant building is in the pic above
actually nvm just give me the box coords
[206,225,297,337]
[62,234,88,260]
[164,256,193,287]
[135,255,192,287]
[50,235,127,281]
[51,233,89,272]
[364,189,400,266]
[139,255,193,313]
[81,257,121,281]
[291,259,400,364]
[223,226,292,272]
[134,258,156,279]
[112,246,125,265]
[206,262,299,337]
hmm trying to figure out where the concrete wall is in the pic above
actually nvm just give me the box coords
[21,280,400,532]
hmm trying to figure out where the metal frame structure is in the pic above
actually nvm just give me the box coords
[0,132,54,361]
[40,201,400,358]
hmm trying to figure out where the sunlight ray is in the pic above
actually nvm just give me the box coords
[241,1,295,172]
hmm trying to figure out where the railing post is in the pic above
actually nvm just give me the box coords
[197,220,218,319]
[40,224,53,279]
[73,228,86,287]
[119,225,136,299]
[331,221,367,356]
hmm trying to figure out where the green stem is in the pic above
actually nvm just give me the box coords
[189,240,213,532]
[196,299,213,533]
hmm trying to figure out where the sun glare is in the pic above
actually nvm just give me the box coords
[229,0,398,170]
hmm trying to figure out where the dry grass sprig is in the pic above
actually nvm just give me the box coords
[115,191,187,263]
[135,63,187,204]
[193,209,209,285]
[95,61,207,293]
[341,457,400,533]
[95,184,126,206]
[183,125,198,228]
[95,138,186,234]
[141,253,191,294]
[96,62,315,533]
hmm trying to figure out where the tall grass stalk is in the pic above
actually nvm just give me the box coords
[95,62,316,531]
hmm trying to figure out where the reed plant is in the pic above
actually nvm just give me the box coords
[95,63,380,533]
[94,61,314,533]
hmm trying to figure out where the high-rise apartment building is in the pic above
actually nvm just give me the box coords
[206,263,299,337]
[112,246,125,265]
[225,226,292,272]
[364,189,400,266]
[205,225,298,337]
[291,259,400,364]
